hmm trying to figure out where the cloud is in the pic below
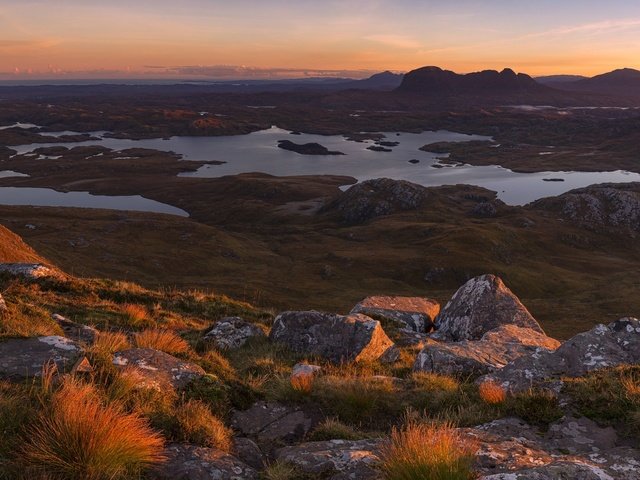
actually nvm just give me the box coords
[147,65,376,79]
[524,18,640,39]
[364,34,422,50]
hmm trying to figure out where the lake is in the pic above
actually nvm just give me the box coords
[9,126,640,206]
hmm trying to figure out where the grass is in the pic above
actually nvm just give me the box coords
[309,417,369,441]
[505,389,563,429]
[478,381,506,405]
[91,331,130,356]
[564,366,640,438]
[133,328,190,355]
[0,301,60,338]
[380,420,477,480]
[18,377,164,480]
[120,303,151,327]
[290,371,314,394]
[173,399,232,451]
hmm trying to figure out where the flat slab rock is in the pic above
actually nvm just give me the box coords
[269,311,397,364]
[350,295,440,333]
[0,263,57,280]
[434,274,544,341]
[150,444,258,480]
[231,401,320,449]
[112,348,205,390]
[204,317,265,350]
[0,336,80,379]
[414,325,560,376]
[52,313,98,345]
[479,317,640,393]
[276,439,383,480]
[468,417,640,480]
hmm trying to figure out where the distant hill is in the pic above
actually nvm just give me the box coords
[0,224,48,263]
[551,68,640,96]
[345,71,404,90]
[396,66,547,95]
[536,75,588,86]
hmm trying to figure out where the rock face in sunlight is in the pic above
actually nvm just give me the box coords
[433,274,544,342]
[479,317,640,393]
[324,177,429,224]
[414,325,560,376]
[350,295,440,333]
[269,310,397,363]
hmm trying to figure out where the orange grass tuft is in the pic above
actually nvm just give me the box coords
[133,329,190,355]
[20,377,165,480]
[478,381,506,405]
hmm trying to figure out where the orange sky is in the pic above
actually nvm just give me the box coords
[1,1,640,79]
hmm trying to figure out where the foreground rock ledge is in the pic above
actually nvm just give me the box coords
[0,336,80,380]
[269,311,397,363]
[434,274,544,341]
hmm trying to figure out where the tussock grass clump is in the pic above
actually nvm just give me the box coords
[174,399,232,451]
[92,331,130,356]
[0,301,60,338]
[381,421,477,480]
[478,381,506,405]
[120,303,151,327]
[290,372,314,394]
[505,389,563,429]
[564,366,640,438]
[133,329,190,355]
[199,350,237,381]
[310,417,368,441]
[0,384,35,471]
[261,461,303,480]
[19,377,164,480]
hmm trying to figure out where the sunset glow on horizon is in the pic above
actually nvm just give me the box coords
[2,0,640,80]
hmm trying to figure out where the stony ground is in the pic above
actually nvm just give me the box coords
[0,242,638,479]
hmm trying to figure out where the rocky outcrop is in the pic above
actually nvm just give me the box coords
[0,263,57,280]
[323,178,428,224]
[203,317,265,350]
[0,336,80,379]
[350,295,440,333]
[468,417,640,480]
[269,311,397,364]
[531,182,640,235]
[479,317,640,392]
[433,274,544,341]
[231,401,320,450]
[150,444,258,480]
[276,439,383,479]
[112,348,205,390]
[414,325,560,376]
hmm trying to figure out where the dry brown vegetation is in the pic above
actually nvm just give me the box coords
[133,328,190,355]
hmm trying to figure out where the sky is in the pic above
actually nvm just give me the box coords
[1,0,640,80]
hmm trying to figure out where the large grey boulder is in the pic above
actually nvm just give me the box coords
[433,274,544,341]
[269,311,397,364]
[0,336,80,379]
[414,325,560,376]
[112,348,205,390]
[276,439,383,480]
[150,444,258,480]
[478,317,640,393]
[204,317,265,350]
[350,295,440,333]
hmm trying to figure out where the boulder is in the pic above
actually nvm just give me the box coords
[478,317,640,393]
[414,325,560,376]
[291,363,322,380]
[323,178,428,224]
[231,401,321,452]
[232,437,265,470]
[204,317,265,350]
[52,313,98,344]
[350,295,440,333]
[269,311,397,364]
[433,274,544,341]
[112,348,205,390]
[276,439,383,480]
[150,444,258,480]
[0,336,80,379]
